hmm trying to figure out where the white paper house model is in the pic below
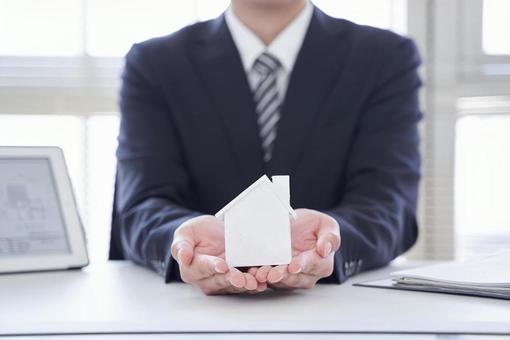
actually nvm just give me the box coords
[215,175,296,268]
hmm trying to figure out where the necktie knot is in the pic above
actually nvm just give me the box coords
[253,52,281,75]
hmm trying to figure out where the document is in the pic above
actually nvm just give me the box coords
[0,159,70,257]
[356,252,510,300]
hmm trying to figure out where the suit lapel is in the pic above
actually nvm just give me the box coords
[269,8,349,176]
[190,17,265,183]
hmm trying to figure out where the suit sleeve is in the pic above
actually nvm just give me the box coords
[115,43,200,282]
[320,37,423,284]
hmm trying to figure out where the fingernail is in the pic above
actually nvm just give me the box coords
[324,242,332,256]
[269,272,283,283]
[214,262,226,273]
[232,279,244,288]
[291,265,302,274]
[214,263,222,273]
[256,273,267,283]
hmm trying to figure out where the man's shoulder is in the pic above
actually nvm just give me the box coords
[319,10,414,52]
[318,11,420,70]
[125,18,218,63]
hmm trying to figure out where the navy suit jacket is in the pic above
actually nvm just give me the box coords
[110,6,422,283]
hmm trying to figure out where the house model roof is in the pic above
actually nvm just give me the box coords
[215,175,297,219]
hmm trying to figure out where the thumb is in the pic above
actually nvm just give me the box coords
[171,226,196,266]
[193,254,229,278]
[316,219,341,258]
[171,240,194,266]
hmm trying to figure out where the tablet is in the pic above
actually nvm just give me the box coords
[0,146,88,273]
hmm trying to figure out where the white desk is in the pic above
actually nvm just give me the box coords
[0,261,509,338]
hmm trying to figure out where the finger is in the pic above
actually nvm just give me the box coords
[224,285,248,294]
[247,267,258,277]
[244,280,268,295]
[290,250,334,278]
[267,265,289,284]
[255,266,272,283]
[200,274,251,295]
[316,228,341,258]
[271,273,319,290]
[288,251,315,274]
[211,276,248,295]
[199,273,231,295]
[243,273,258,291]
[193,254,228,280]
[256,281,267,292]
[171,223,198,265]
[171,240,194,266]
[226,267,246,288]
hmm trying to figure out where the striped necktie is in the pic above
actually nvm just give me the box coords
[252,52,282,162]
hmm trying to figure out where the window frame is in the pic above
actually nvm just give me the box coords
[406,0,510,261]
[458,0,510,86]
[0,56,120,115]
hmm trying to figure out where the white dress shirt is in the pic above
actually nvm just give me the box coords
[225,1,313,100]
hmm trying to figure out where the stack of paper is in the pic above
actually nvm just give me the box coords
[389,252,510,299]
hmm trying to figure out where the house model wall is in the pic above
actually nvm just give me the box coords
[215,175,295,268]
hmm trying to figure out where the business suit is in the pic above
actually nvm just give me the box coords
[110,5,422,284]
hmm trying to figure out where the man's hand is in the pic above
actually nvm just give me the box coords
[171,215,265,295]
[252,209,341,290]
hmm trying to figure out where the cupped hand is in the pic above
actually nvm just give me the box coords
[171,215,266,295]
[254,209,341,290]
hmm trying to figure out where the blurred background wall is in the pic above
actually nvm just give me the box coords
[0,0,509,263]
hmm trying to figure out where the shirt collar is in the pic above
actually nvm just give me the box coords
[225,1,313,73]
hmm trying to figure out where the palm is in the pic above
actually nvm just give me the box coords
[291,209,325,256]
[262,209,339,289]
[191,217,225,259]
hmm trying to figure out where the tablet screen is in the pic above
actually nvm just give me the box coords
[0,158,70,257]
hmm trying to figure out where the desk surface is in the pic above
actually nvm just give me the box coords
[0,261,509,336]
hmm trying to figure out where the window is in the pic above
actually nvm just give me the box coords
[0,115,87,207]
[85,115,119,261]
[460,0,510,79]
[86,0,195,57]
[0,0,229,57]
[0,114,119,262]
[455,97,510,260]
[404,0,510,261]
[452,0,510,260]
[482,0,510,55]
[0,0,83,56]
[1,0,408,262]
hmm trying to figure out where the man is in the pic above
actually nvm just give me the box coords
[110,0,422,295]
